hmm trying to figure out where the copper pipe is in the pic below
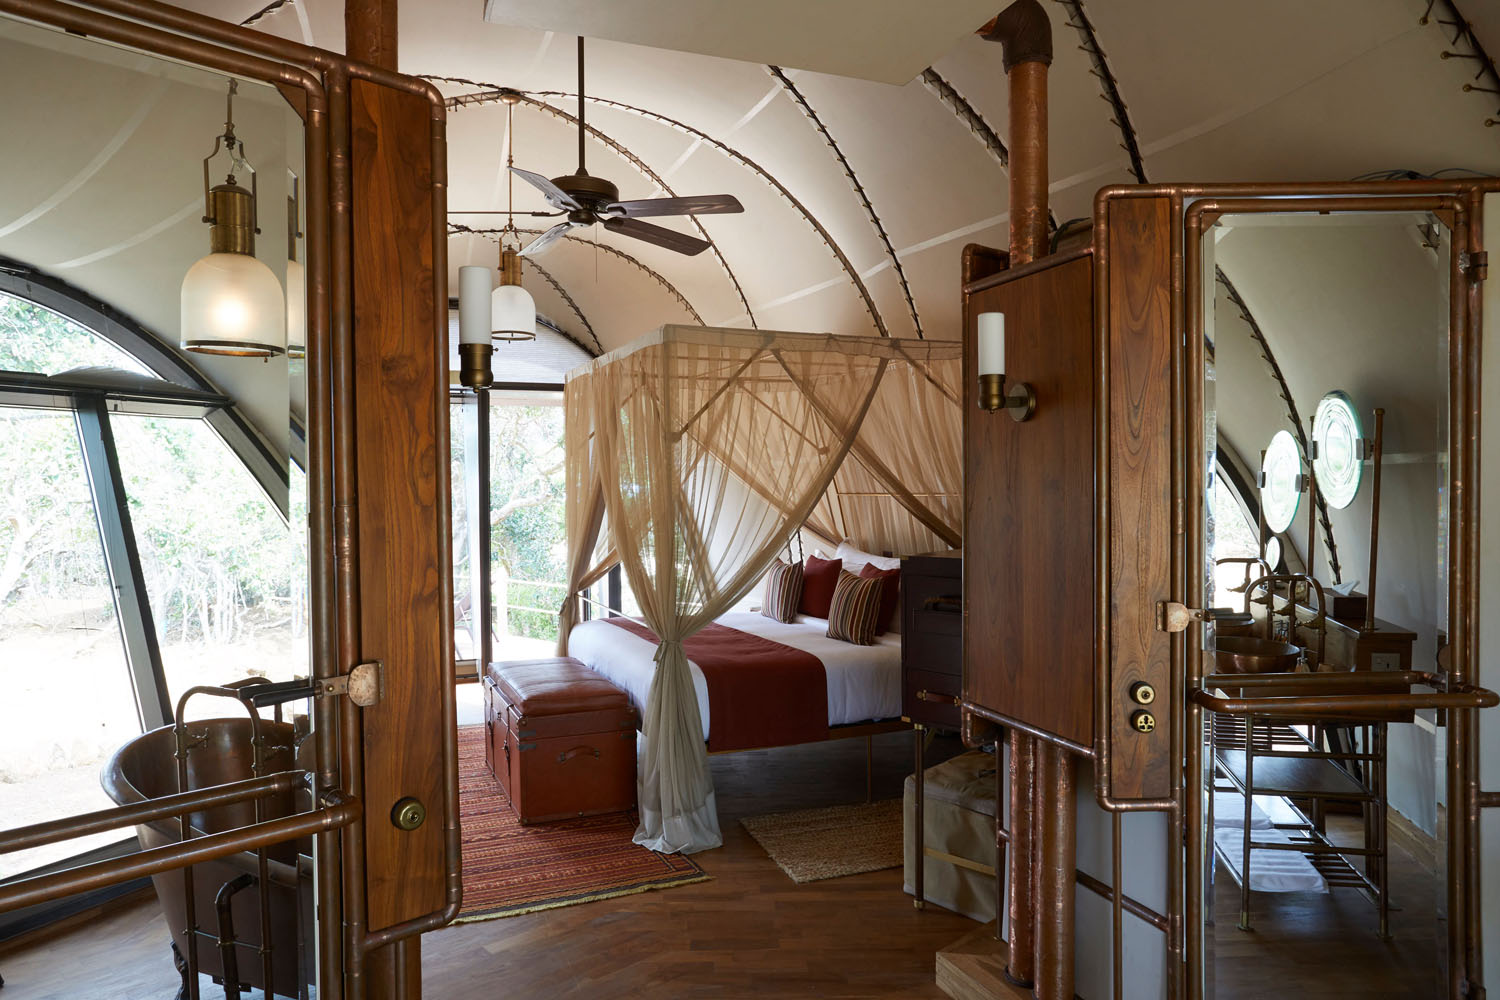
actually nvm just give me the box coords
[1190,688,1497,715]
[1203,669,1437,689]
[1110,811,1123,1000]
[1006,731,1036,987]
[1007,61,1048,266]
[1034,743,1077,1000]
[1479,792,1500,809]
[0,771,304,856]
[1363,409,1385,631]
[963,702,1096,759]
[1183,202,1205,1000]
[992,810,1170,933]
[0,799,359,914]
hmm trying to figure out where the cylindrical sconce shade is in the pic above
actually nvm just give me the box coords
[180,251,286,357]
[978,311,1005,376]
[285,257,306,359]
[459,266,493,344]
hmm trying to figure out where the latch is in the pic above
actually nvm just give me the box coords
[318,661,383,707]
[1157,601,1215,633]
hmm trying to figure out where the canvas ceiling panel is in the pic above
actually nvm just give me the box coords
[930,33,1133,207]
[1143,27,1500,185]
[1083,0,1415,154]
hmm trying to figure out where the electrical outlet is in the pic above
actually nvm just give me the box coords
[1370,652,1401,672]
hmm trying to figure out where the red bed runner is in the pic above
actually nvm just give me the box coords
[602,618,828,753]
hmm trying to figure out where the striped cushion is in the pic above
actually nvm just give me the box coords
[761,559,804,623]
[825,570,885,645]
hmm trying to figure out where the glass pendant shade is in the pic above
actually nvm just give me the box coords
[492,282,537,342]
[181,251,286,357]
[284,257,306,359]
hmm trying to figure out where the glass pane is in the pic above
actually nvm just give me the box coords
[490,394,566,658]
[0,292,150,376]
[450,396,474,662]
[0,407,139,878]
[110,414,305,715]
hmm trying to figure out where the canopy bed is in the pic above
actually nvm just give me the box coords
[557,325,961,853]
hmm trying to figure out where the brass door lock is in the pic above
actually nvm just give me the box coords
[1130,682,1156,706]
[391,797,426,831]
[1130,711,1156,734]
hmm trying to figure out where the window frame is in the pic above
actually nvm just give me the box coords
[0,268,298,934]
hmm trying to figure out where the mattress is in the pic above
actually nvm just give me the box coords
[567,611,903,743]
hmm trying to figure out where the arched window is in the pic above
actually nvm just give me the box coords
[0,278,304,883]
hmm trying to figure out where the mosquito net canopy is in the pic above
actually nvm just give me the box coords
[559,325,961,853]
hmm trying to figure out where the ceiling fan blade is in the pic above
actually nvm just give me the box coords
[509,167,583,212]
[519,223,573,257]
[603,194,744,219]
[603,217,710,256]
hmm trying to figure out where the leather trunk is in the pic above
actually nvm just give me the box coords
[483,658,638,824]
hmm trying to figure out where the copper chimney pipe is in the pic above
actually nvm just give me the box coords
[980,1,1056,990]
[983,0,1053,266]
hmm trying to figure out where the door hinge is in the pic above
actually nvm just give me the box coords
[319,661,382,707]
[1157,601,1213,633]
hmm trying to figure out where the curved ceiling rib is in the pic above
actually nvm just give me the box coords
[1061,0,1342,580]
[1425,0,1500,133]
[525,255,602,354]
[919,68,1009,169]
[439,80,891,338]
[423,77,756,329]
[449,221,706,324]
[766,65,921,338]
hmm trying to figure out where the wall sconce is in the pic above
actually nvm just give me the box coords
[458,265,495,390]
[492,247,537,342]
[976,311,1035,421]
[285,174,306,360]
[181,79,286,359]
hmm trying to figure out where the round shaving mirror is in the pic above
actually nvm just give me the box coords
[1260,430,1303,534]
[1312,390,1363,510]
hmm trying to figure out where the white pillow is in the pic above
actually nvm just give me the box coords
[834,540,901,574]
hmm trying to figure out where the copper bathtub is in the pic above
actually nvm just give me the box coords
[101,718,312,999]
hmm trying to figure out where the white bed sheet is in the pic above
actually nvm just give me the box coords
[567,612,903,743]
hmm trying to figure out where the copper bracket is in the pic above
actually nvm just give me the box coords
[319,661,383,707]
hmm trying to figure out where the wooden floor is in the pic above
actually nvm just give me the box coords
[1213,812,1441,998]
[0,732,1448,999]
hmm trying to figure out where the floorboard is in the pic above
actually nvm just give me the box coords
[0,729,1448,999]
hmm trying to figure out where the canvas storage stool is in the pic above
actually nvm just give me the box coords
[903,748,999,923]
[483,657,638,824]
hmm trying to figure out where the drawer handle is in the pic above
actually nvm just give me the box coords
[559,745,601,763]
[916,689,961,706]
[921,596,962,613]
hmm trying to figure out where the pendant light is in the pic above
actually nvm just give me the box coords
[492,245,537,341]
[285,174,306,360]
[181,79,286,358]
[492,99,537,342]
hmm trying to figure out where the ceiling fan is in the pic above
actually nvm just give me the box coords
[510,36,744,258]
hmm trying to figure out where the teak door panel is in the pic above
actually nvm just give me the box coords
[1103,195,1175,801]
[963,254,1096,749]
[350,78,448,931]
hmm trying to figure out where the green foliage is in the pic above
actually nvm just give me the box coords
[490,403,566,641]
[0,294,147,376]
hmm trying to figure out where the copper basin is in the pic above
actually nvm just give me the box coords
[101,718,310,997]
[1213,636,1302,674]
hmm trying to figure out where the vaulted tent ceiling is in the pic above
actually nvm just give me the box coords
[185,0,1499,359]
[5,0,1499,404]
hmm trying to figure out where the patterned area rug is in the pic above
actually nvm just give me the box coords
[741,799,903,884]
[455,725,708,923]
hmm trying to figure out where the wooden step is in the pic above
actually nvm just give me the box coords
[936,924,1034,1000]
